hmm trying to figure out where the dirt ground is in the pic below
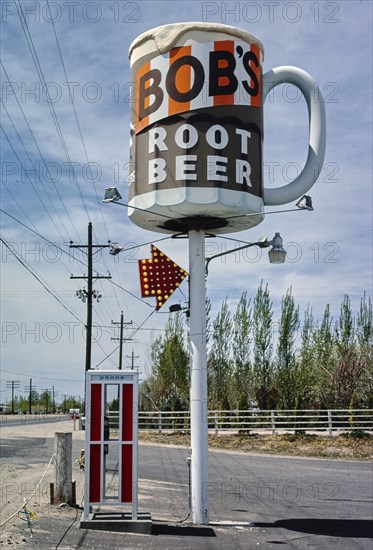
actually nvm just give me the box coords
[138,430,373,460]
[0,420,85,547]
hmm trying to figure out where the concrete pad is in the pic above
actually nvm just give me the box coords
[80,511,152,533]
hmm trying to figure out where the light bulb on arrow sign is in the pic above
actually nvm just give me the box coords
[138,245,188,310]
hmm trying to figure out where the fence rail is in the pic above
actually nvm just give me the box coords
[126,409,373,436]
[4,410,369,435]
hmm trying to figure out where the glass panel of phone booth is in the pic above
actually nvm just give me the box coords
[104,443,120,501]
[103,384,120,500]
[104,384,120,440]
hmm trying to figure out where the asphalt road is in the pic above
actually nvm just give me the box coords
[1,421,372,549]
[0,414,68,428]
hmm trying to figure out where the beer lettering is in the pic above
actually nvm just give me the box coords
[146,122,256,189]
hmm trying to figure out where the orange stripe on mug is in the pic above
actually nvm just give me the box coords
[213,40,235,107]
[168,46,192,117]
[136,60,151,134]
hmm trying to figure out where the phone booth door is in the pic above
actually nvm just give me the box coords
[83,370,138,521]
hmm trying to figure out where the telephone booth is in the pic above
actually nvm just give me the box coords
[83,369,138,522]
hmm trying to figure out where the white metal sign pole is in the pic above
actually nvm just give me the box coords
[189,229,209,525]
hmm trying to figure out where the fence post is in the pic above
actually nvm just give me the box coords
[214,411,219,436]
[54,432,73,505]
[328,410,333,436]
[271,410,276,435]
[158,411,162,433]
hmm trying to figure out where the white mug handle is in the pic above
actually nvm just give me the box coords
[262,66,326,206]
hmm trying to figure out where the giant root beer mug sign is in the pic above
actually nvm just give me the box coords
[128,23,325,234]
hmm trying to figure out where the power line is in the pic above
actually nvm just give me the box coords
[0,235,84,325]
[0,60,81,241]
[0,208,80,259]
[3,17,119,322]
[95,343,120,368]
[1,99,72,242]
[127,310,156,340]
[14,0,91,221]
[45,0,108,233]
[2,207,173,365]
[2,181,39,233]
[0,208,162,306]
[0,124,70,244]
[0,203,93,317]
[94,309,156,368]
[41,0,124,320]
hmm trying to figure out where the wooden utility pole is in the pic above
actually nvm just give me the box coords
[29,378,33,414]
[42,388,51,413]
[111,312,133,370]
[6,380,20,414]
[24,378,35,414]
[70,223,112,373]
[126,350,139,371]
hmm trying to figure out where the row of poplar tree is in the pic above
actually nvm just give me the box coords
[140,283,373,412]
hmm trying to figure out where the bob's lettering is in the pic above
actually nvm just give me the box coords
[166,55,205,102]
[136,43,261,131]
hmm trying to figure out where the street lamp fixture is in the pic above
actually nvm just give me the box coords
[109,242,124,255]
[103,187,122,202]
[267,232,287,264]
[169,304,182,313]
[169,303,190,317]
[205,232,286,275]
[296,195,313,211]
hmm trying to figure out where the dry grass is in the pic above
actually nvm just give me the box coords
[139,430,373,460]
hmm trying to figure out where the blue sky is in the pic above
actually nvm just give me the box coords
[1,0,372,402]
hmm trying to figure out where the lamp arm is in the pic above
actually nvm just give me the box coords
[205,240,270,276]
[107,199,173,220]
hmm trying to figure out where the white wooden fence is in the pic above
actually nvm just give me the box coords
[108,409,373,436]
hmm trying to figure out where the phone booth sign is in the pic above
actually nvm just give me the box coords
[83,370,138,522]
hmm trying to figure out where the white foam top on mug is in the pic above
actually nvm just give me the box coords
[129,22,264,60]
